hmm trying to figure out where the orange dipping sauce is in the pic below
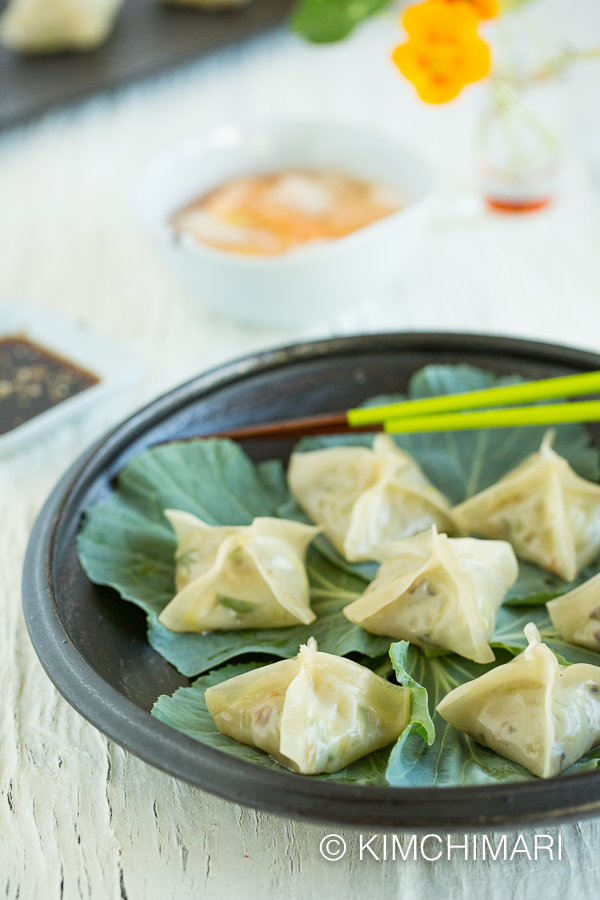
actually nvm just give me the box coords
[170,169,403,256]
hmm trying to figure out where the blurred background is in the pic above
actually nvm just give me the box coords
[0,1,598,453]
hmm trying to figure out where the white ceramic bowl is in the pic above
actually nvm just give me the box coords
[0,302,143,453]
[134,121,435,327]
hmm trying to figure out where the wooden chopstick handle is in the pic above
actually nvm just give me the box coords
[210,412,380,441]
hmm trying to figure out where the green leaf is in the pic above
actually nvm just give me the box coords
[276,495,377,583]
[77,438,288,621]
[78,362,600,786]
[152,645,434,784]
[78,364,600,677]
[568,746,600,775]
[76,495,175,618]
[504,561,570,606]
[491,606,600,667]
[385,634,600,786]
[78,439,388,677]
[384,598,600,787]
[145,547,389,676]
[153,664,283,769]
[386,641,435,780]
[298,364,599,504]
[295,364,600,598]
[152,662,392,785]
[386,646,535,786]
[504,557,600,607]
[290,0,389,44]
[389,640,435,745]
[153,616,600,788]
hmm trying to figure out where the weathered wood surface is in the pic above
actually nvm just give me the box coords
[1,2,600,896]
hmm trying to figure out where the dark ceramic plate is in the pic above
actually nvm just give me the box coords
[0,0,293,131]
[22,332,600,829]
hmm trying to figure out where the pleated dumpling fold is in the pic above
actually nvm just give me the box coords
[343,525,518,664]
[287,433,455,562]
[437,623,600,778]
[453,430,600,582]
[205,638,411,775]
[547,572,600,652]
[159,511,319,632]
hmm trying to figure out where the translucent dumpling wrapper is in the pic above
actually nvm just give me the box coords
[453,430,600,582]
[547,572,600,652]
[159,511,319,633]
[0,0,123,54]
[205,638,416,775]
[287,433,456,562]
[343,525,518,664]
[437,623,600,778]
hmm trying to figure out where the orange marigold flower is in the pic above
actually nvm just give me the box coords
[471,0,499,19]
[393,0,491,104]
[450,0,499,18]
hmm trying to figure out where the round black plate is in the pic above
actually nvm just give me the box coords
[22,332,600,829]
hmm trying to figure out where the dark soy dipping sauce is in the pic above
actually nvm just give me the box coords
[0,335,99,435]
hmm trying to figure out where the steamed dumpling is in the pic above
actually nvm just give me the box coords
[453,430,600,581]
[288,433,455,562]
[343,525,518,664]
[437,623,600,778]
[205,638,411,774]
[0,0,123,54]
[159,511,319,632]
[547,572,600,652]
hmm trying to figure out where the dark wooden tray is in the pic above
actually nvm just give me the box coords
[0,0,294,130]
[22,332,600,829]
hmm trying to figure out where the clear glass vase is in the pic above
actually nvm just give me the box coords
[477,76,565,212]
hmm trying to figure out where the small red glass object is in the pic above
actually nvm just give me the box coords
[485,195,552,214]
[478,78,564,216]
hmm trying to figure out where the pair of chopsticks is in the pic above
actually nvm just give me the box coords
[212,370,600,441]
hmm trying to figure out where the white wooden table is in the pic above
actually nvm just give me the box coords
[2,2,600,897]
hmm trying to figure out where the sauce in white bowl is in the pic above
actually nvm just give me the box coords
[170,168,404,257]
[134,121,435,327]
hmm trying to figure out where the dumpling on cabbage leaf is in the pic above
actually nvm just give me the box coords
[343,525,518,664]
[453,430,600,582]
[287,433,455,562]
[437,623,600,778]
[547,572,600,652]
[0,0,123,54]
[205,637,423,775]
[159,511,319,633]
